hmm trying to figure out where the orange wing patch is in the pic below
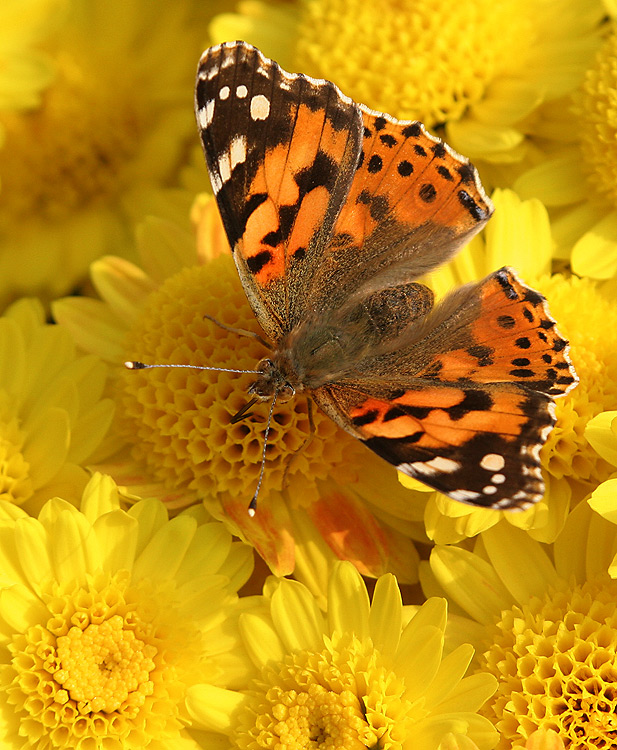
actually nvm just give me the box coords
[331,110,493,253]
[420,268,578,398]
[349,386,531,450]
[241,104,354,285]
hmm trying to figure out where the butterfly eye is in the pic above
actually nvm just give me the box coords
[278,383,295,403]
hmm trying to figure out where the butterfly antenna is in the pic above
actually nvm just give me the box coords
[124,361,262,375]
[248,390,278,517]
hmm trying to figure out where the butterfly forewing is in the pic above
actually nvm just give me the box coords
[196,42,363,338]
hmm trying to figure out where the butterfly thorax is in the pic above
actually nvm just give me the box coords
[249,317,368,401]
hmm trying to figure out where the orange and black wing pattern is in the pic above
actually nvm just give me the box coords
[195,42,363,340]
[313,269,577,509]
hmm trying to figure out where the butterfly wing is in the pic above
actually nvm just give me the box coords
[304,108,494,317]
[312,268,578,509]
[195,42,363,341]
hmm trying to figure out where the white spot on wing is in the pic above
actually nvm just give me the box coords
[197,100,215,129]
[480,453,505,472]
[218,152,231,183]
[209,169,222,194]
[491,473,506,484]
[219,85,230,100]
[409,456,461,477]
[483,485,498,495]
[236,84,248,98]
[230,136,247,170]
[250,94,270,121]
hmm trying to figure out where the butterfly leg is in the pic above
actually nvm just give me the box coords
[203,313,271,349]
[230,396,260,424]
[282,398,316,488]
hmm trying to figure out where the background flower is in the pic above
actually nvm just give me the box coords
[187,561,499,750]
[422,505,617,748]
[0,297,113,515]
[0,472,254,749]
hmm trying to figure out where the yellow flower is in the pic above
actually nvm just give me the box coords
[423,503,617,749]
[0,472,254,750]
[0,0,57,117]
[0,297,113,515]
[186,561,499,750]
[53,203,423,585]
[210,0,603,167]
[404,190,617,545]
[516,24,617,280]
[0,0,209,310]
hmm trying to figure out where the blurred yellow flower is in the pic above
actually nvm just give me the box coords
[0,0,210,310]
[210,0,603,169]
[516,24,617,280]
[422,504,617,748]
[0,472,254,749]
[53,203,423,585]
[186,561,499,750]
[0,297,113,515]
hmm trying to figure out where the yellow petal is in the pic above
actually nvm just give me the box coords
[52,297,126,362]
[132,514,197,580]
[93,510,138,572]
[482,524,560,602]
[90,255,156,323]
[430,546,512,624]
[572,210,617,279]
[239,611,286,668]
[327,561,369,641]
[270,578,325,653]
[368,572,401,659]
[185,683,247,734]
[396,625,443,698]
[0,583,49,634]
[15,517,52,595]
[585,411,617,467]
[422,644,474,710]
[514,150,587,206]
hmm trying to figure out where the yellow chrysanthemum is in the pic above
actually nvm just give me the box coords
[0,0,57,119]
[0,472,254,750]
[403,190,616,545]
[422,502,617,749]
[0,0,211,310]
[0,297,113,515]
[516,24,617,280]
[53,203,423,585]
[210,0,603,167]
[186,561,499,750]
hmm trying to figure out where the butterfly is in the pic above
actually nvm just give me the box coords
[193,41,578,513]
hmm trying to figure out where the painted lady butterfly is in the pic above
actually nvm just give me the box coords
[193,41,578,513]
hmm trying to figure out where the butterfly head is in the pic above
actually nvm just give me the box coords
[249,357,296,403]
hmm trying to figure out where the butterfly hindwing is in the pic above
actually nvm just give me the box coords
[311,268,577,509]
[195,42,363,339]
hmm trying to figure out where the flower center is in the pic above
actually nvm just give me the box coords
[120,257,368,509]
[576,30,617,209]
[481,578,617,749]
[294,0,528,126]
[1,572,199,748]
[0,51,141,229]
[234,633,411,749]
[0,392,32,505]
[55,615,156,714]
[534,275,617,484]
